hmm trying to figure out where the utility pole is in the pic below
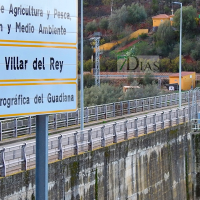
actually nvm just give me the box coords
[90,35,101,87]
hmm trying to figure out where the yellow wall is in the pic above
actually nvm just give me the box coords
[152,18,170,27]
[169,72,196,90]
[95,29,149,52]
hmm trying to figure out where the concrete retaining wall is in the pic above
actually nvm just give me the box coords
[0,122,194,200]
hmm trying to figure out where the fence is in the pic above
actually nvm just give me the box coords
[0,89,199,141]
[0,102,198,177]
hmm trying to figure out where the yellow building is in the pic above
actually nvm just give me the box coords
[152,14,174,27]
[169,72,196,90]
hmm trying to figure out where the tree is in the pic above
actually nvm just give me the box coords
[99,17,109,31]
[84,59,93,71]
[124,82,162,100]
[83,84,124,106]
[191,42,200,60]
[160,57,171,72]
[143,72,155,85]
[100,57,117,71]
[108,5,128,34]
[126,3,147,25]
[151,0,159,14]
[155,21,176,56]
[170,38,193,59]
[85,20,97,33]
[173,6,197,34]
[102,0,125,14]
[182,39,193,56]
[84,45,93,60]
[156,21,175,44]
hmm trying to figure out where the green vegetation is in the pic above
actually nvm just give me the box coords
[79,73,166,107]
[70,161,79,188]
[81,83,124,106]
[80,1,200,76]
[85,20,97,33]
[173,6,197,35]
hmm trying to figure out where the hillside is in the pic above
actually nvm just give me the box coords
[77,0,200,74]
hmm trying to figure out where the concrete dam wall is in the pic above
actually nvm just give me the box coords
[0,122,194,200]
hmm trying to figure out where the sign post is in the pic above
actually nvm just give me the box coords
[0,0,78,199]
[36,115,48,199]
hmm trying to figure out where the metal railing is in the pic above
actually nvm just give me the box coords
[0,103,198,177]
[0,89,199,141]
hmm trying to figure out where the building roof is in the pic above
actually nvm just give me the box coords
[169,71,195,77]
[152,14,170,19]
[123,86,140,89]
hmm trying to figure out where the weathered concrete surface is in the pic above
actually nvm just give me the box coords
[0,122,193,200]
[192,133,200,200]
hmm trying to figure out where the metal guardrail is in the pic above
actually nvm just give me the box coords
[0,103,198,177]
[0,89,199,141]
[99,75,169,78]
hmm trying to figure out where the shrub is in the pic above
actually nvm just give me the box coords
[124,82,163,100]
[84,59,93,71]
[139,33,148,40]
[100,57,117,71]
[126,3,147,25]
[78,74,95,90]
[85,20,97,33]
[81,84,124,106]
[84,45,93,60]
[99,17,109,31]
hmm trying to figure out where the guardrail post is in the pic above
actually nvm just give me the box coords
[175,93,178,105]
[124,120,128,140]
[95,106,98,121]
[22,143,27,171]
[161,112,164,129]
[58,135,63,160]
[86,107,89,123]
[176,109,179,125]
[74,132,79,155]
[134,118,138,137]
[88,129,93,151]
[196,102,198,119]
[183,91,186,103]
[113,103,115,117]
[1,148,6,177]
[183,107,186,123]
[144,115,147,134]
[28,116,31,134]
[188,92,191,121]
[154,97,156,109]
[101,126,105,147]
[153,114,156,132]
[148,98,150,110]
[165,95,167,107]
[113,123,117,143]
[54,114,57,130]
[142,99,145,111]
[169,110,172,127]
[127,100,130,114]
[159,96,162,108]
[14,118,17,138]
[120,102,123,116]
[65,113,68,127]
[76,110,79,125]
[198,90,200,100]
[170,94,172,106]
[134,100,137,112]
[0,121,2,141]
[104,105,107,119]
